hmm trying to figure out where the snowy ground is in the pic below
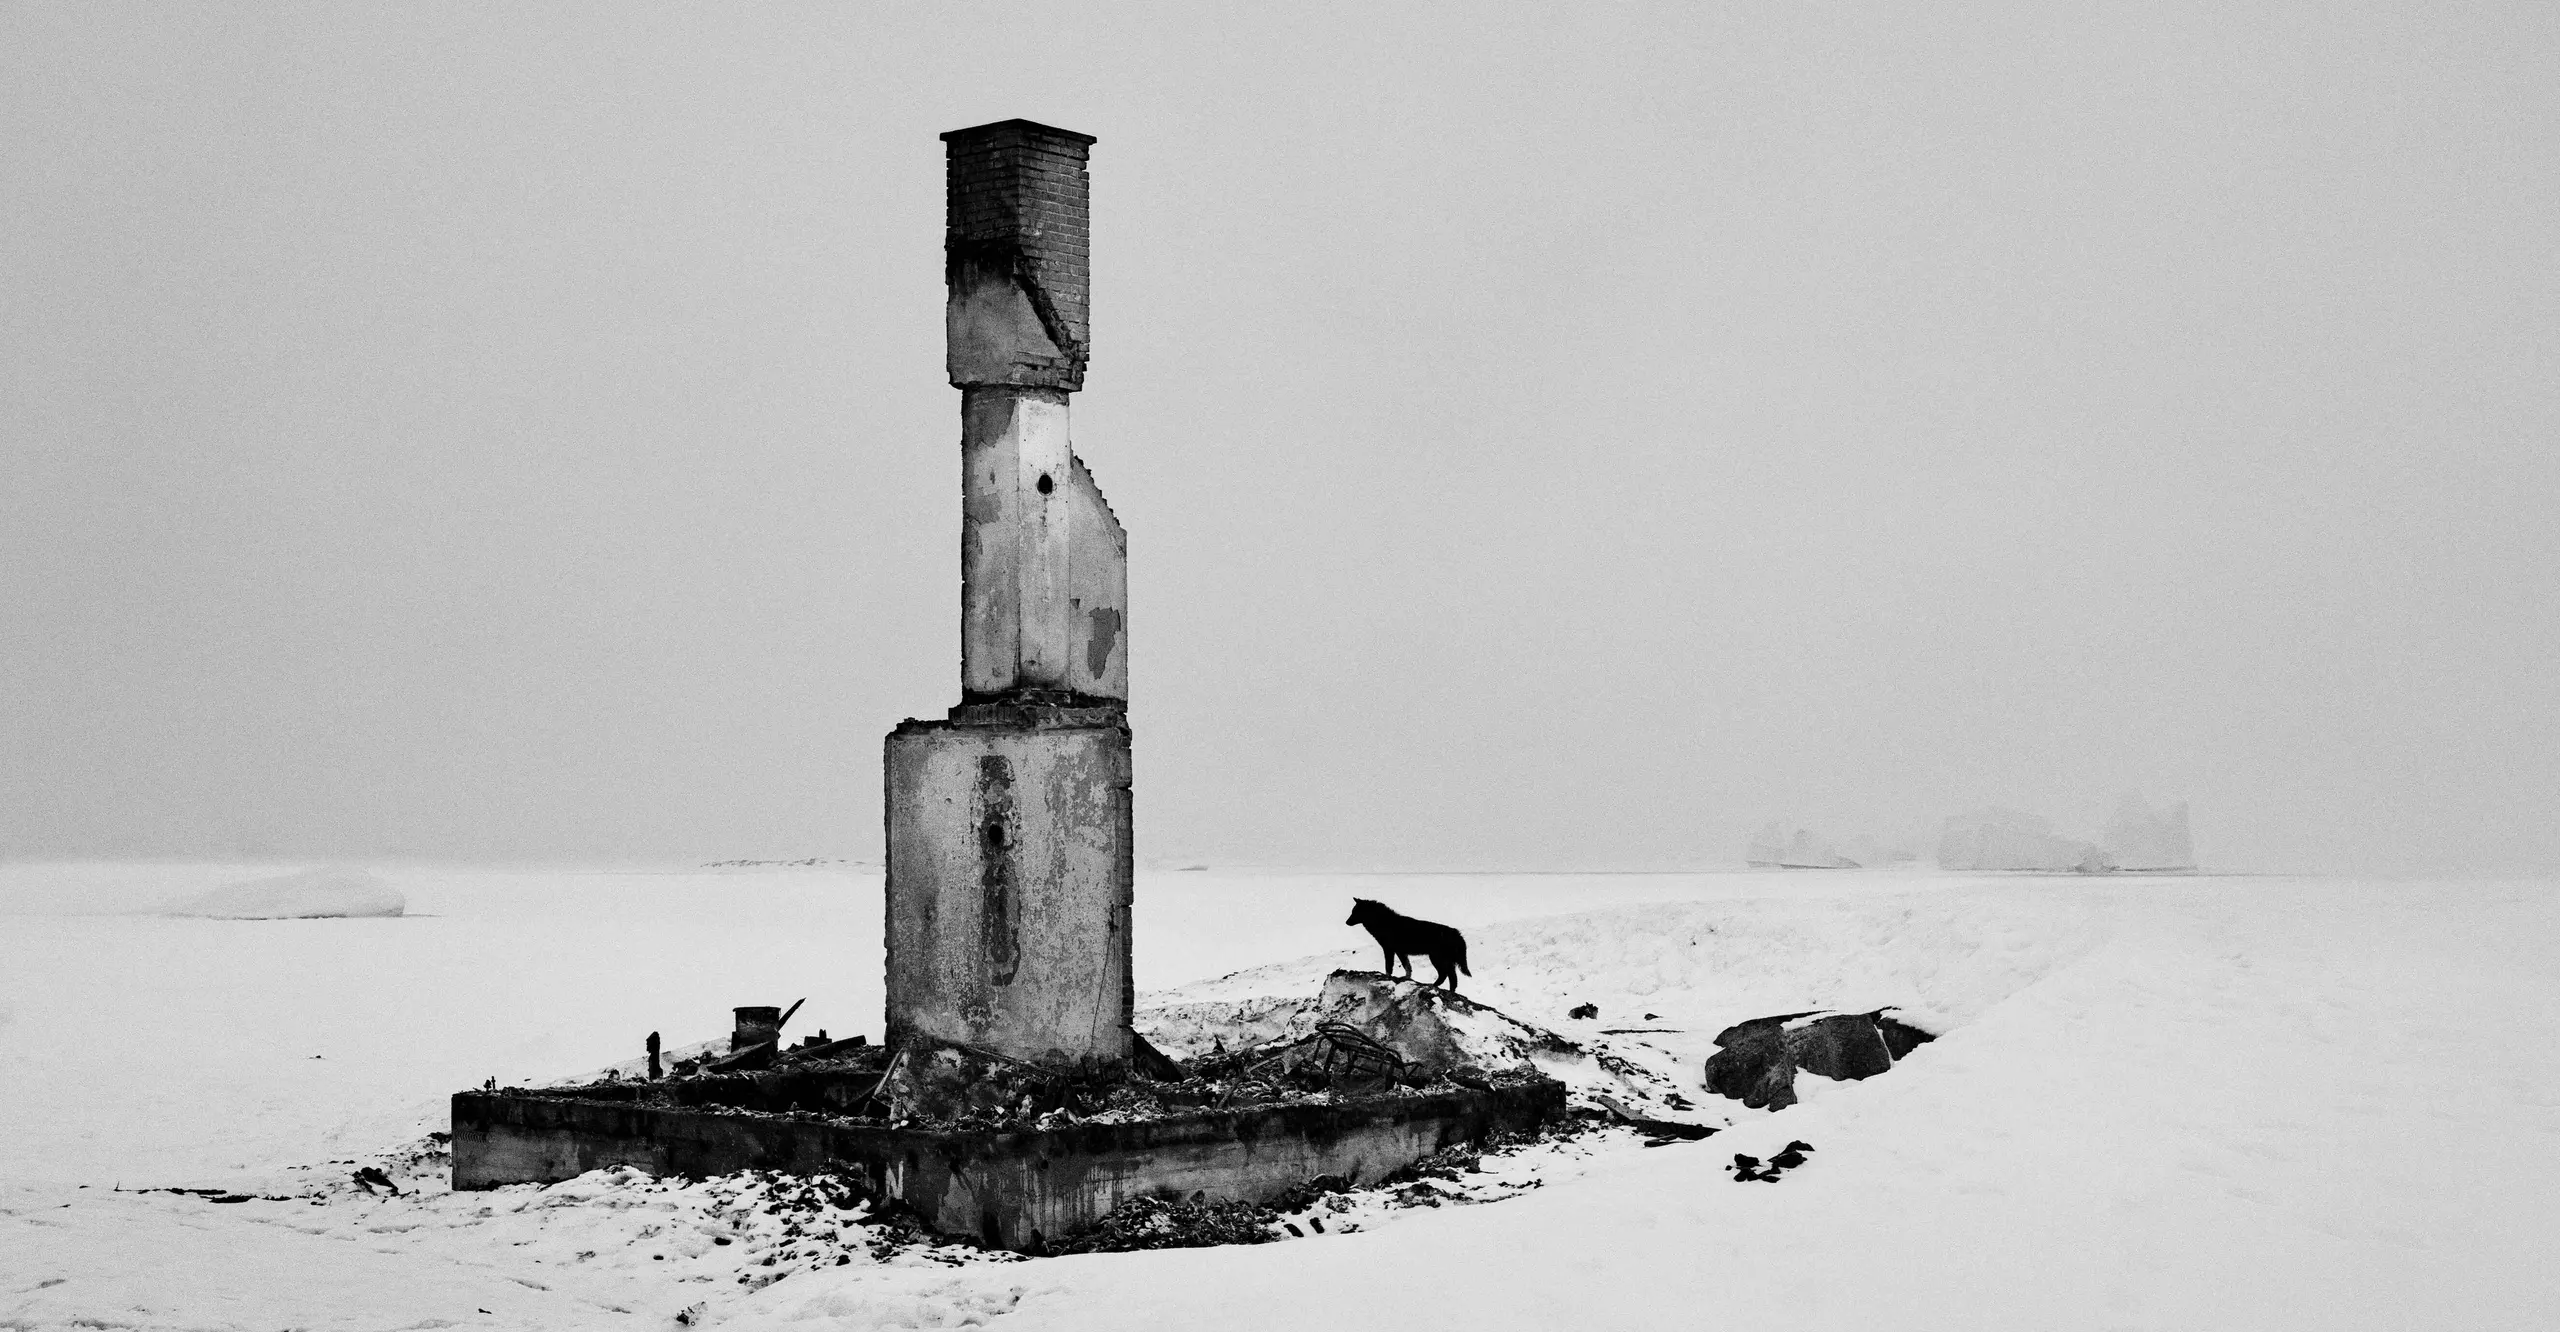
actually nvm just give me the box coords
[5,863,2557,1329]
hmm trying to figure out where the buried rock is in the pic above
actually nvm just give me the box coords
[1701,1009,1936,1111]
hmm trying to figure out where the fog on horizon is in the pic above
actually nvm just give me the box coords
[5,3,2555,879]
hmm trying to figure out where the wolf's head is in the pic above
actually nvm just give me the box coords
[1345,898,1385,927]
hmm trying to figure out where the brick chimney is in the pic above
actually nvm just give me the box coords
[883,121,1133,1066]
[942,120,1095,392]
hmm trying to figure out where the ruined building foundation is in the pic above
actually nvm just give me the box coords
[449,124,1565,1248]
[884,120,1134,1065]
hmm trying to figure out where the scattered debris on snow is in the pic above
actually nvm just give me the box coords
[1728,1140,1814,1183]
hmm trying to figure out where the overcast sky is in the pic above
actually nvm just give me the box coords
[5,2,2554,873]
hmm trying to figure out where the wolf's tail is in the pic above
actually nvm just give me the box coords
[1458,942,1471,975]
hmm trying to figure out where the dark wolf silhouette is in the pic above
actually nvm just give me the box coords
[1345,898,1471,992]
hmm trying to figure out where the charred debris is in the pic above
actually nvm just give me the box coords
[524,1004,1547,1135]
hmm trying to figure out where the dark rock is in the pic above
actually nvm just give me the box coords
[1568,1003,1599,1020]
[1875,1015,1933,1061]
[1700,1013,1810,1110]
[1786,1013,1896,1082]
[1700,1009,1936,1111]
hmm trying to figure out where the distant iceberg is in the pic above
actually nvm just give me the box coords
[1746,823,1789,867]
[1781,829,1858,869]
[1746,823,1860,869]
[2101,794,2196,871]
[1936,809,2113,873]
[162,868,406,919]
[1837,833,1920,867]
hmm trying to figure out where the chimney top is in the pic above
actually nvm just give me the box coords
[940,119,1098,147]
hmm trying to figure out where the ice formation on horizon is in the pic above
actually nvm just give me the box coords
[1936,808,2113,873]
[1782,829,1857,869]
[2101,794,2196,871]
[1747,823,1857,868]
[1748,823,1917,869]
[162,867,406,919]
[1838,833,1920,867]
[1746,824,1788,867]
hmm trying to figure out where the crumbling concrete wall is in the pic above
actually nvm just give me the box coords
[945,120,1125,705]
[452,1079,1563,1251]
[885,714,1133,1061]
[956,388,1127,702]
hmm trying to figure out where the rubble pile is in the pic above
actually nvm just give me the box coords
[527,973,1598,1137]
[523,1023,1515,1137]
[1144,970,1706,1127]
[1048,1196,1281,1254]
[1046,1121,1598,1254]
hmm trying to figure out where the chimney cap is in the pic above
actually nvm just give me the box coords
[940,118,1097,146]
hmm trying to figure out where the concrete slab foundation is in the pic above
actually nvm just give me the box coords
[452,1079,1563,1251]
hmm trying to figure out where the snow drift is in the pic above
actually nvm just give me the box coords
[161,867,406,919]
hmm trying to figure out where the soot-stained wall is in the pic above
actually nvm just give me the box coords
[942,120,1094,392]
[884,718,1133,1061]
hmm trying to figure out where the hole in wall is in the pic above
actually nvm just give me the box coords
[1036,473,1053,495]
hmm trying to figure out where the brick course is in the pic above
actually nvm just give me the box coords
[942,120,1094,389]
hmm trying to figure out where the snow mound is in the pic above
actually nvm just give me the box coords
[1136,991,1317,1058]
[162,867,406,919]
